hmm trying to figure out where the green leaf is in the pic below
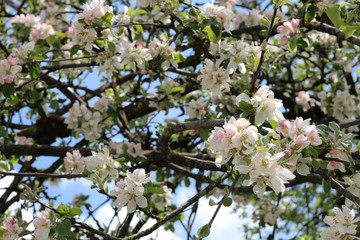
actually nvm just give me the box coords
[30,90,41,101]
[305,4,317,23]
[197,224,210,238]
[56,203,70,216]
[209,199,217,206]
[203,25,221,43]
[322,179,331,193]
[170,87,184,93]
[3,83,15,98]
[223,197,232,207]
[312,159,320,171]
[329,122,340,138]
[30,63,42,79]
[238,100,254,116]
[108,41,116,53]
[70,45,80,56]
[173,52,186,63]
[102,12,113,25]
[287,37,297,54]
[198,128,209,140]
[54,219,72,236]
[69,207,82,217]
[268,120,279,131]
[273,0,287,7]
[326,6,344,28]
[307,145,319,158]
[146,187,166,194]
[46,35,57,45]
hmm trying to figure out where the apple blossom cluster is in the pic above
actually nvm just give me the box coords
[253,202,285,225]
[295,91,315,112]
[151,186,173,210]
[277,19,300,45]
[64,147,122,181]
[208,117,259,167]
[343,173,360,207]
[185,99,209,119]
[203,2,234,33]
[64,98,113,141]
[10,14,40,27]
[148,37,179,70]
[29,23,55,41]
[320,89,360,132]
[0,55,22,85]
[63,150,85,174]
[321,205,359,240]
[67,0,114,52]
[236,85,284,125]
[1,219,24,240]
[10,41,35,64]
[209,39,260,74]
[198,59,231,96]
[111,169,152,213]
[77,0,113,25]
[236,151,295,197]
[33,210,51,240]
[109,141,147,159]
[276,117,322,175]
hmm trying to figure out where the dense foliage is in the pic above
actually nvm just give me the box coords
[0,0,360,239]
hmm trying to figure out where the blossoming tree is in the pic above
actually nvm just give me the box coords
[0,0,359,239]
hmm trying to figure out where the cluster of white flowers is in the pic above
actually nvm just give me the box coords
[0,55,22,85]
[209,39,260,74]
[29,23,55,41]
[148,37,178,70]
[68,21,98,52]
[203,2,234,33]
[84,147,120,178]
[236,151,295,197]
[133,6,171,25]
[110,141,147,159]
[236,85,284,125]
[253,203,285,225]
[208,117,259,167]
[96,47,122,79]
[320,89,360,132]
[343,173,360,207]
[151,185,173,210]
[33,210,51,240]
[77,0,113,25]
[198,59,231,96]
[10,13,40,26]
[276,117,322,175]
[185,99,209,119]
[118,40,152,71]
[295,91,315,112]
[111,169,151,213]
[334,50,353,73]
[308,31,337,47]
[11,42,35,63]
[64,147,120,178]
[1,219,24,240]
[64,150,85,174]
[321,205,359,240]
[64,99,112,141]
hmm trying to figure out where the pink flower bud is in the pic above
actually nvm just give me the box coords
[291,19,300,29]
